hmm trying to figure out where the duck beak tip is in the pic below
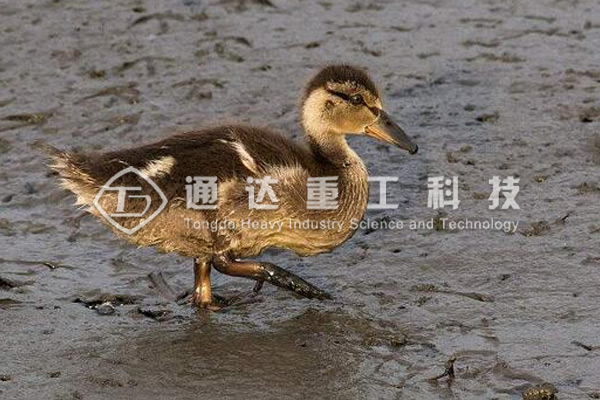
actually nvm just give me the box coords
[364,110,418,155]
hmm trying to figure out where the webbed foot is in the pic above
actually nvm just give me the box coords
[191,291,222,312]
[212,254,333,301]
[259,262,332,300]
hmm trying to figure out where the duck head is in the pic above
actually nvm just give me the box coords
[301,64,418,155]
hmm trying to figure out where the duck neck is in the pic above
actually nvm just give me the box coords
[306,132,360,169]
[305,129,369,225]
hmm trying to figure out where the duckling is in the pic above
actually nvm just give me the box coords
[46,64,418,310]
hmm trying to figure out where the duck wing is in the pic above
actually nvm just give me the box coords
[46,125,313,206]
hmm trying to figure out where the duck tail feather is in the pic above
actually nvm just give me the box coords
[36,141,99,206]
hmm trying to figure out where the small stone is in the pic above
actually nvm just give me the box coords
[95,301,116,316]
[88,69,106,79]
[389,336,407,347]
[446,151,459,163]
[0,374,12,381]
[523,383,558,400]
[24,182,37,194]
[137,306,173,321]
[476,112,500,123]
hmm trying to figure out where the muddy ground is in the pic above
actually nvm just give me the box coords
[1,0,600,399]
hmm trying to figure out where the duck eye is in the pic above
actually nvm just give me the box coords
[349,94,363,106]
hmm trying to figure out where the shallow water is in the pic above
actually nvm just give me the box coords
[1,0,600,399]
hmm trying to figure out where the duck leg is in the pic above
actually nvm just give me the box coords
[191,258,221,311]
[212,253,332,300]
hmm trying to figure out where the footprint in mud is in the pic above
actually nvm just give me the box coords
[466,52,525,63]
[0,111,53,132]
[129,12,186,29]
[459,17,504,29]
[462,39,501,48]
[77,83,140,105]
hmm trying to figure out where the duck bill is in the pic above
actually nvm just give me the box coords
[364,110,418,154]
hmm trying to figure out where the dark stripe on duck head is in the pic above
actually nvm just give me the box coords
[304,64,379,100]
[325,88,381,117]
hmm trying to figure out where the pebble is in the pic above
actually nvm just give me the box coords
[95,301,116,316]
[24,182,37,194]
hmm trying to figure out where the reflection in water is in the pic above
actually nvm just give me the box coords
[73,311,363,399]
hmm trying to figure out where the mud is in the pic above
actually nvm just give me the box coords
[1,0,600,399]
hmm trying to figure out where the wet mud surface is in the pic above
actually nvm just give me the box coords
[1,0,600,398]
